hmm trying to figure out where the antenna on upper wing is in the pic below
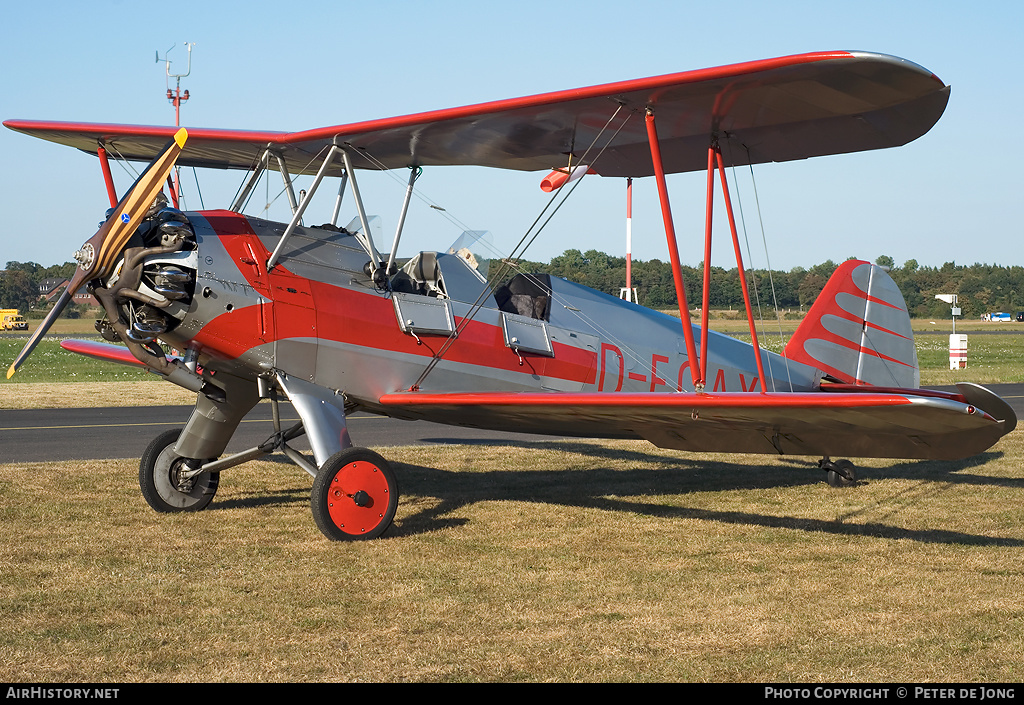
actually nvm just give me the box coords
[155,42,195,207]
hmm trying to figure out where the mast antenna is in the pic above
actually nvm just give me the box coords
[155,42,194,207]
[156,42,194,127]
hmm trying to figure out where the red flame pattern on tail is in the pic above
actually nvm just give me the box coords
[784,260,919,388]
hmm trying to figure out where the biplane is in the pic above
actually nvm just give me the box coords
[6,51,1015,540]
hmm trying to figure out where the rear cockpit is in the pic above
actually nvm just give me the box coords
[494,273,551,321]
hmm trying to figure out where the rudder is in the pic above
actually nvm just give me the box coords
[784,260,919,388]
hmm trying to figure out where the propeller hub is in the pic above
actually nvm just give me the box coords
[73,243,95,270]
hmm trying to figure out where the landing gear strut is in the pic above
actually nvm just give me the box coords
[819,456,857,487]
[138,381,399,540]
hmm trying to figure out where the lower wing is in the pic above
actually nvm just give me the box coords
[60,339,1014,461]
[379,387,1014,461]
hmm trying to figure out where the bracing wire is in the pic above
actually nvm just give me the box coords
[410,105,634,389]
[232,145,337,220]
[230,149,271,214]
[724,146,773,391]
[729,141,794,392]
[344,148,480,237]
[192,167,205,210]
[106,144,141,180]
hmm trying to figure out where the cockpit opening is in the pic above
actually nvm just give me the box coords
[494,273,551,321]
[390,250,496,306]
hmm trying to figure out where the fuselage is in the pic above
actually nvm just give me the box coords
[157,210,821,420]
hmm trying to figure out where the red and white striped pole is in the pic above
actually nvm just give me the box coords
[625,177,632,299]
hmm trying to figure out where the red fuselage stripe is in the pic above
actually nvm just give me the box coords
[191,212,597,384]
[378,391,916,409]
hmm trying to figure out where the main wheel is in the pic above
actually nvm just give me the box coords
[311,448,399,541]
[826,458,857,488]
[139,428,219,512]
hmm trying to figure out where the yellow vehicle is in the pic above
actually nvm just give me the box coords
[1,309,29,331]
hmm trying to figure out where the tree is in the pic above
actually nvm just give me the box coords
[0,270,38,310]
[5,261,43,277]
[808,259,837,280]
[798,273,828,308]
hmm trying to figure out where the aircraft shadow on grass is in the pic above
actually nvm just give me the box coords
[212,440,1022,547]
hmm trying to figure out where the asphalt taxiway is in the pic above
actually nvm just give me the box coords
[0,403,561,463]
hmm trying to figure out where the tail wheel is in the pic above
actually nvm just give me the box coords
[824,458,857,488]
[311,448,399,541]
[139,428,219,512]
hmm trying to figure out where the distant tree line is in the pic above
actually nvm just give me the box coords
[515,250,1024,319]
[5,254,1023,321]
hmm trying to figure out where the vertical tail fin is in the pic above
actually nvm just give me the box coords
[785,260,919,388]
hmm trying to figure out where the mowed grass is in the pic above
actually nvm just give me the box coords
[1,436,1022,682]
[0,339,152,384]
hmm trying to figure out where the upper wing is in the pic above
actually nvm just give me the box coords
[377,386,1010,462]
[5,51,948,178]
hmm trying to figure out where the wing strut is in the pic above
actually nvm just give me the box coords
[645,110,768,393]
[645,109,702,390]
[267,144,339,271]
[96,144,118,208]
[385,166,421,277]
[230,147,272,213]
[273,151,300,215]
[339,147,384,269]
[166,174,179,209]
[710,140,767,393]
[330,170,349,227]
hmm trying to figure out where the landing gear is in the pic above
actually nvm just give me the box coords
[311,447,399,541]
[139,428,219,512]
[138,383,398,540]
[819,456,857,487]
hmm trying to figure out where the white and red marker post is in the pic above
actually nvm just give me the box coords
[619,177,638,303]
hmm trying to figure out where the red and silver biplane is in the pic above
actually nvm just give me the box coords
[6,51,1015,540]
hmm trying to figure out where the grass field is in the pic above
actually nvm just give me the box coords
[2,316,1023,682]
[1,437,1022,681]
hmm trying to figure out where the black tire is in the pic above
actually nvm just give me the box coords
[826,458,857,488]
[311,447,399,541]
[139,429,219,512]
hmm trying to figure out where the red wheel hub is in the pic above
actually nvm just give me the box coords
[325,460,391,536]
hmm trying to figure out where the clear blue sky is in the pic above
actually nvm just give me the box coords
[1,0,1021,273]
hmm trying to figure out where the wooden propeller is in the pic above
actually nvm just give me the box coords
[7,128,188,379]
